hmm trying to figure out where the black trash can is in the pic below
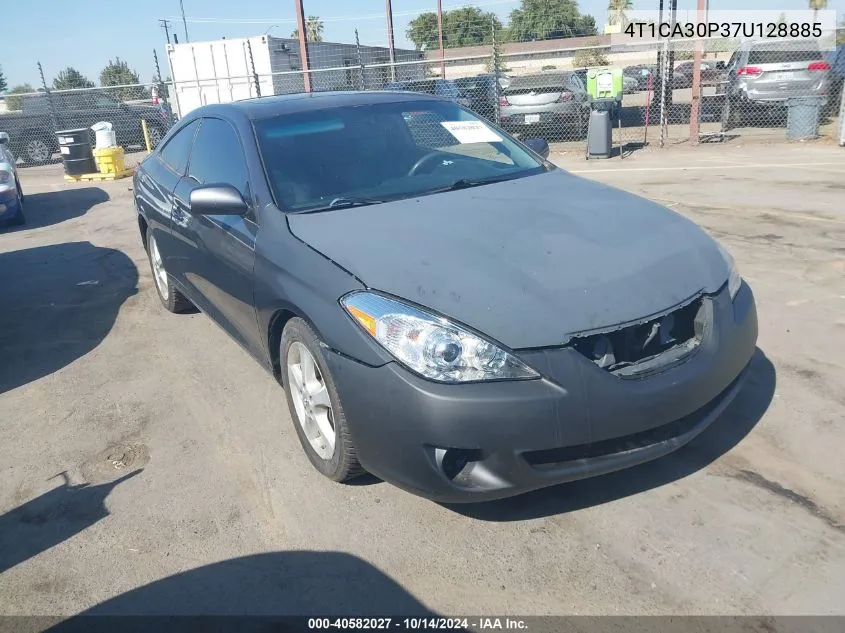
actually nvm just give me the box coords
[56,128,97,176]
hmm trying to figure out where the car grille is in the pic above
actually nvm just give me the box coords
[569,297,705,372]
[523,374,738,469]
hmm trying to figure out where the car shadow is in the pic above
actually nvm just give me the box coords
[0,470,142,575]
[47,552,432,631]
[3,187,109,232]
[444,348,776,522]
[0,241,138,394]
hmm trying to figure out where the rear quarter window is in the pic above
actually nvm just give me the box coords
[748,47,822,64]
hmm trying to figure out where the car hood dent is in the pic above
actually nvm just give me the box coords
[287,170,728,349]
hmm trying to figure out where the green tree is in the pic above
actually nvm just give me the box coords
[0,66,7,93]
[291,16,324,42]
[53,67,95,90]
[100,58,148,100]
[776,12,788,24]
[5,84,35,110]
[509,0,598,42]
[407,8,503,50]
[572,41,609,67]
[607,0,633,28]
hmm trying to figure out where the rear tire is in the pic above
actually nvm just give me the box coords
[145,226,195,313]
[281,317,364,483]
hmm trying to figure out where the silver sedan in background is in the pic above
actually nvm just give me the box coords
[498,72,590,139]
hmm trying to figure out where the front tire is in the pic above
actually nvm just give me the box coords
[145,226,194,313]
[281,318,363,482]
[22,135,53,165]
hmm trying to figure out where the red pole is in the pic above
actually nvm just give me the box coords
[294,0,312,92]
[689,0,707,145]
[644,73,653,145]
[437,0,445,78]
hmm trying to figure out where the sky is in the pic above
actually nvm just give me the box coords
[1,0,842,89]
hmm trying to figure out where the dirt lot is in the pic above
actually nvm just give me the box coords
[1,142,844,618]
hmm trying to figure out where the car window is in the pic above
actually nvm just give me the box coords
[253,99,544,212]
[94,95,119,108]
[188,118,249,197]
[748,47,822,65]
[159,119,199,175]
[436,80,460,99]
[568,74,585,92]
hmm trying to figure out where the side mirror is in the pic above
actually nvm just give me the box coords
[524,137,550,159]
[189,185,248,216]
[0,132,9,146]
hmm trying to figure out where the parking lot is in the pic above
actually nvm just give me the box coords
[1,142,844,618]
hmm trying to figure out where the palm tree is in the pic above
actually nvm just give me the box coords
[290,16,324,42]
[808,0,827,20]
[607,0,633,27]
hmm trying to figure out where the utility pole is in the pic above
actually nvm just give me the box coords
[437,0,445,78]
[385,0,397,82]
[179,0,190,43]
[159,19,173,44]
[689,0,706,145]
[294,0,312,92]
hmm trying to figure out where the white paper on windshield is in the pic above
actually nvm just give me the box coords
[440,121,502,144]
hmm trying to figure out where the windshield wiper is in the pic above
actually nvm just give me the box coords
[428,173,526,194]
[293,196,390,214]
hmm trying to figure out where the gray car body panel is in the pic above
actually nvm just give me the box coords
[288,169,729,350]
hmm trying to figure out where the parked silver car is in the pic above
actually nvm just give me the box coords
[721,39,831,126]
[498,72,590,138]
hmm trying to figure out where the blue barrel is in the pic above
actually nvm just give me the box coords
[786,96,822,140]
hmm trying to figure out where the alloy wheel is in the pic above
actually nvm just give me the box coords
[149,234,169,301]
[287,341,335,460]
[25,139,51,163]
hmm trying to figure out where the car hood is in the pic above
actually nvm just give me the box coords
[287,170,729,349]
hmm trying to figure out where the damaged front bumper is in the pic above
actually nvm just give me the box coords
[326,282,758,503]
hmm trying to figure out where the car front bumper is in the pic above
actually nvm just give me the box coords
[326,283,758,503]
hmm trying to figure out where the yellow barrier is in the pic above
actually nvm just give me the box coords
[93,147,126,174]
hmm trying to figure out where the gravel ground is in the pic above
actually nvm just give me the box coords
[1,141,843,619]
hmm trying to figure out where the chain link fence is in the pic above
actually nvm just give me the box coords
[1,16,842,167]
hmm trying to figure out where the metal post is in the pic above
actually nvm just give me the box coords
[492,20,501,125]
[179,0,190,43]
[246,39,261,98]
[658,39,669,148]
[355,29,366,90]
[294,0,312,93]
[437,0,445,78]
[164,45,182,119]
[689,0,706,145]
[222,41,234,102]
[37,62,59,133]
[190,45,203,106]
[154,49,175,126]
[209,45,222,103]
[385,0,397,82]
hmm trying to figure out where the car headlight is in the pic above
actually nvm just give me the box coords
[718,244,742,300]
[341,291,538,383]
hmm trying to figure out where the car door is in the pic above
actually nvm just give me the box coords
[138,119,199,269]
[169,116,262,354]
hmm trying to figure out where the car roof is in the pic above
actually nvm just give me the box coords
[190,90,444,121]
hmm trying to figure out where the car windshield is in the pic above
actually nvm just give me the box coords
[254,99,546,212]
[748,44,822,65]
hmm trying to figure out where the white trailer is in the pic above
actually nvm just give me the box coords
[166,36,425,118]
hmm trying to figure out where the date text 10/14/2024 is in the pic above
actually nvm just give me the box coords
[308,617,529,630]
